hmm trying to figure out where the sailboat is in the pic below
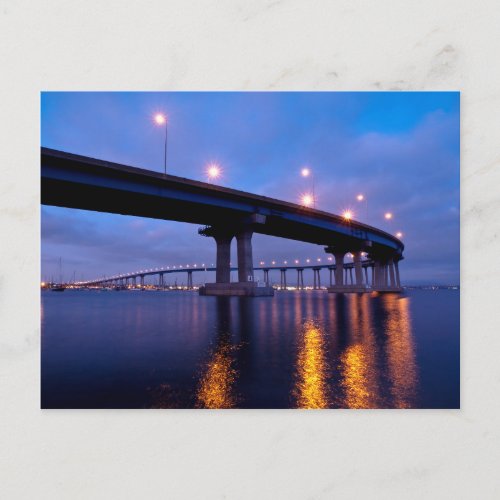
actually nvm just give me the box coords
[51,257,65,292]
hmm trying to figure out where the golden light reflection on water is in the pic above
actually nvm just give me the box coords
[294,320,330,409]
[339,343,372,409]
[383,295,418,408]
[196,342,239,409]
[338,294,380,409]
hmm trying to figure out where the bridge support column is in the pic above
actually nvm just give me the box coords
[326,247,369,293]
[297,268,304,290]
[215,234,233,284]
[371,255,402,292]
[334,252,345,286]
[140,275,145,287]
[187,270,193,289]
[199,224,273,297]
[329,267,334,287]
[236,228,254,283]
[263,268,270,286]
[353,251,365,286]
[313,268,321,289]
[394,259,401,288]
[280,269,287,290]
[388,258,396,288]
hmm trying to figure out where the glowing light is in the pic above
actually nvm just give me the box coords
[284,260,288,264]
[356,194,364,201]
[293,320,329,409]
[206,162,222,181]
[385,212,393,220]
[260,261,264,266]
[301,167,311,177]
[396,232,403,238]
[301,193,314,207]
[295,260,299,264]
[196,343,239,409]
[317,258,321,262]
[154,113,166,125]
[343,210,353,221]
[306,259,310,263]
[328,256,333,261]
[272,261,276,265]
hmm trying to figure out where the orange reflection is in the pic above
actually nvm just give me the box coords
[383,295,418,408]
[196,343,238,409]
[338,294,381,408]
[339,343,373,409]
[294,320,330,409]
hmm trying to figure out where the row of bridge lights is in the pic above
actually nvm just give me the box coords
[153,113,403,240]
[83,253,376,283]
[258,253,368,266]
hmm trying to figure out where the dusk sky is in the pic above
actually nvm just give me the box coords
[41,92,459,285]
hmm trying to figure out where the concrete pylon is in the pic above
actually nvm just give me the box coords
[214,234,233,283]
[199,223,273,297]
[353,251,364,285]
[394,259,401,287]
[297,268,304,289]
[236,228,254,283]
[280,269,287,289]
[263,268,270,285]
[313,268,321,289]
[387,259,395,287]
[334,252,345,285]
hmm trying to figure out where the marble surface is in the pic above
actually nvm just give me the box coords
[1,0,500,498]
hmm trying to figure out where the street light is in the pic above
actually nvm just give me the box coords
[301,167,316,208]
[154,113,167,175]
[206,162,221,182]
[396,232,403,238]
[301,193,314,207]
[384,212,393,220]
[356,194,368,221]
[343,210,353,221]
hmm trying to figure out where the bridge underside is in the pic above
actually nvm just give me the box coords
[42,148,404,296]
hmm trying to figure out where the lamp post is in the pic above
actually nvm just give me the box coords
[206,162,222,183]
[301,167,315,208]
[356,194,368,221]
[154,113,167,174]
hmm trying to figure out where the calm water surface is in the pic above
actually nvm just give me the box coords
[41,290,460,409]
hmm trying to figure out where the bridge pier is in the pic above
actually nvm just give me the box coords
[187,270,193,289]
[313,267,321,289]
[325,246,368,293]
[280,269,287,290]
[263,268,270,286]
[370,254,403,292]
[199,224,274,297]
[296,268,304,290]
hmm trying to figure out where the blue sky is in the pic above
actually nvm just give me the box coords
[41,92,459,285]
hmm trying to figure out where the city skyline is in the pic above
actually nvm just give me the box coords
[41,91,460,285]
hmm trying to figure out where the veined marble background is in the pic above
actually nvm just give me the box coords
[1,1,499,498]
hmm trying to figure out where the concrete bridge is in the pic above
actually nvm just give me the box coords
[79,259,399,291]
[42,148,404,296]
